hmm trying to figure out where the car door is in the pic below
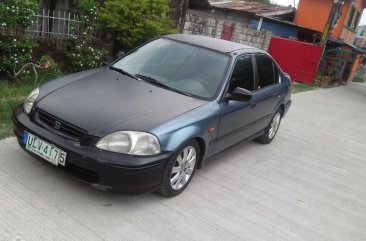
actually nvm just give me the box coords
[251,54,282,134]
[214,55,256,154]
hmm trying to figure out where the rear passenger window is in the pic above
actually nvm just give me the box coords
[255,54,277,89]
[229,55,254,92]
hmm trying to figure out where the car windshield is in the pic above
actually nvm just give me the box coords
[112,38,230,99]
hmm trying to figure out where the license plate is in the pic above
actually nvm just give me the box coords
[23,131,67,166]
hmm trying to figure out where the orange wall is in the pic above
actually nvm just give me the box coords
[349,1,366,81]
[340,29,355,43]
[332,0,365,41]
[331,1,351,39]
[294,0,333,32]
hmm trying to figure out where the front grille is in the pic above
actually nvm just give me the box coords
[36,109,87,140]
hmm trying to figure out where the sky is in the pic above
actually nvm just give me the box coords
[274,0,366,26]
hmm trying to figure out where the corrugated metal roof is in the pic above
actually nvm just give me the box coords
[189,0,315,32]
[328,38,366,53]
[210,0,295,18]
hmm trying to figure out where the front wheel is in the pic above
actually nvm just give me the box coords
[257,109,282,144]
[158,140,199,197]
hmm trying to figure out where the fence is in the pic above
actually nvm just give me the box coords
[26,9,81,39]
[268,37,324,84]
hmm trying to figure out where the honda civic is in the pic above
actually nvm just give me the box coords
[13,34,292,197]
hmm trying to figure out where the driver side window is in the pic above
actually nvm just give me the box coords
[229,55,254,93]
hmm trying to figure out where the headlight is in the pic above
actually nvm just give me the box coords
[96,131,161,156]
[23,87,39,114]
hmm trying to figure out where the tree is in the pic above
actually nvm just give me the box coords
[98,0,177,51]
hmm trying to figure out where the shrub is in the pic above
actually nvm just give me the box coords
[0,38,38,77]
[12,55,63,83]
[65,0,107,72]
[0,0,37,31]
[0,0,38,79]
[99,0,177,51]
[66,41,107,71]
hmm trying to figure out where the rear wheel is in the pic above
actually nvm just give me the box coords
[257,109,282,144]
[158,140,199,197]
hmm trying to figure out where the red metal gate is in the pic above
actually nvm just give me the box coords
[268,37,324,84]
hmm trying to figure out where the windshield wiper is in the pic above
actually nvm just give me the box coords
[135,74,192,97]
[110,66,138,80]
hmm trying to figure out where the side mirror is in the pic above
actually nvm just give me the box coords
[100,61,109,67]
[227,87,252,101]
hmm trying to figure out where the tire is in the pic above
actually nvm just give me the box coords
[256,108,283,144]
[158,140,200,197]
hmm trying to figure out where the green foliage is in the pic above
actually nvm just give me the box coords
[0,38,38,76]
[13,55,63,82]
[37,55,63,79]
[99,0,177,50]
[66,41,107,71]
[0,0,38,79]
[353,66,366,83]
[65,0,107,71]
[0,0,38,31]
[77,0,99,14]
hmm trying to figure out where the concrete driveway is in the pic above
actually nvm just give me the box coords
[1,82,366,241]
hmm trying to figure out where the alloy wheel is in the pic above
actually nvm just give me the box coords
[268,113,281,139]
[170,146,197,190]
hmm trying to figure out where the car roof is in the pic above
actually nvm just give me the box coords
[163,34,257,54]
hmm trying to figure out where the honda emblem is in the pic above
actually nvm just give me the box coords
[54,121,62,130]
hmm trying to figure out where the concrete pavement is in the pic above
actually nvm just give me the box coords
[1,82,366,241]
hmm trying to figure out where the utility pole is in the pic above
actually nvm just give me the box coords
[179,0,189,33]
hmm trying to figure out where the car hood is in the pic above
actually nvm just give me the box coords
[36,68,207,137]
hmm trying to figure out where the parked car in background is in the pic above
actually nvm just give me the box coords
[13,34,292,197]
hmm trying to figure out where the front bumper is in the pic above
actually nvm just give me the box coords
[12,106,172,194]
